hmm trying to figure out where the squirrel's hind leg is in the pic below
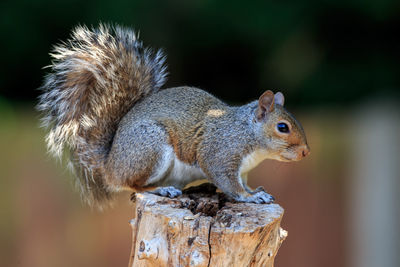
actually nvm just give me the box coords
[106,120,175,191]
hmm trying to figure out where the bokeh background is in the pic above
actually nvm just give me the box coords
[1,1,399,266]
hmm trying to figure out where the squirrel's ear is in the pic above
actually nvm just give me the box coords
[256,90,275,120]
[274,92,285,106]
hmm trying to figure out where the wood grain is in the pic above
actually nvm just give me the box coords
[129,184,287,267]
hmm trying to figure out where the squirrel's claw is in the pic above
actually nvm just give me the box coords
[253,191,275,204]
[150,186,182,198]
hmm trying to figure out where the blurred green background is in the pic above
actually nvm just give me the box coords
[1,1,399,267]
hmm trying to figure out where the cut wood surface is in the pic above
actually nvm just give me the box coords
[128,184,287,267]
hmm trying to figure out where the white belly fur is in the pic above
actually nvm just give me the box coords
[239,149,274,181]
[163,156,206,188]
[146,145,206,188]
[147,147,274,189]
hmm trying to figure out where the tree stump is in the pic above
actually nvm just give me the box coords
[128,184,287,267]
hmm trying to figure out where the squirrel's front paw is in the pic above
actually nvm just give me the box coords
[150,186,182,198]
[235,191,275,204]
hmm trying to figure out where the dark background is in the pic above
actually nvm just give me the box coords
[1,1,399,267]
[1,0,399,106]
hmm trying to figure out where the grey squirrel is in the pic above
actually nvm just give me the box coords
[38,24,310,208]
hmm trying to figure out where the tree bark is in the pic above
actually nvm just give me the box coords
[128,184,287,267]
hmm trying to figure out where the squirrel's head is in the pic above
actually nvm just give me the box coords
[255,90,310,162]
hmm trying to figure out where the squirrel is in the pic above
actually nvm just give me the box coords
[38,24,310,208]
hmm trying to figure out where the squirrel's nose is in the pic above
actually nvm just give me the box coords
[301,145,310,158]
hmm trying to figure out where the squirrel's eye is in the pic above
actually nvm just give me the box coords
[277,122,289,133]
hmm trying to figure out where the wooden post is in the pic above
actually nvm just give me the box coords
[128,184,287,267]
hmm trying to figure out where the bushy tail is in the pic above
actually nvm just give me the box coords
[37,24,167,207]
